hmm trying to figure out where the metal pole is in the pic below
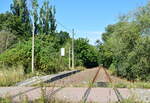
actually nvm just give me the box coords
[69,47,71,69]
[32,18,35,73]
[72,29,75,69]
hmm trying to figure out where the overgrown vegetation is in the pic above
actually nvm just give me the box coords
[0,0,150,86]
[97,2,150,81]
[0,95,144,103]
[0,65,32,86]
[0,0,99,84]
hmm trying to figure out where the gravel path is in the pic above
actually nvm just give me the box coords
[47,67,99,87]
[47,67,128,87]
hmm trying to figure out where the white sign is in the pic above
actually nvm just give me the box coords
[61,48,65,56]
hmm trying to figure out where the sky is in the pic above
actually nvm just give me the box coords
[0,0,148,45]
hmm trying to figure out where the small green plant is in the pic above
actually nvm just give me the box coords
[87,80,95,87]
[109,82,127,88]
[115,98,144,103]
[75,66,86,71]
[107,82,150,89]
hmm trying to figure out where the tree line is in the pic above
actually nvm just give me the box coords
[97,2,150,81]
[0,0,149,81]
[0,0,98,74]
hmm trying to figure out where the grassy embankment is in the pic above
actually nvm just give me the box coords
[0,65,34,86]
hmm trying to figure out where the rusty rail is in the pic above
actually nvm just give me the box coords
[82,67,101,103]
[82,66,123,103]
[91,67,101,84]
[102,67,123,102]
[82,67,101,102]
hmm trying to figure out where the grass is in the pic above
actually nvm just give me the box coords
[114,97,144,103]
[69,81,150,89]
[108,70,150,89]
[0,65,34,86]
[107,82,150,89]
[0,96,145,103]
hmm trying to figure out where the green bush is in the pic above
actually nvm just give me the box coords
[0,34,69,74]
[75,38,99,68]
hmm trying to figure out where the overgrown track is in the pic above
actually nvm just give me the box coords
[102,67,123,102]
[82,67,101,102]
[82,66,123,103]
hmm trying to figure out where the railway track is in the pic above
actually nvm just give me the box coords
[82,66,123,103]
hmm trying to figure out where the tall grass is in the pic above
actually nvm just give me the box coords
[114,97,144,103]
[107,82,150,89]
[0,65,28,86]
[0,96,145,103]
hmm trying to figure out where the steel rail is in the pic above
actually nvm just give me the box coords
[102,67,123,102]
[82,67,101,102]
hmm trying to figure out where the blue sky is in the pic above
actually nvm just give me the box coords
[0,0,148,44]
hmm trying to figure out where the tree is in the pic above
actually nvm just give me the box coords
[75,38,98,67]
[56,31,70,45]
[98,4,150,81]
[11,0,31,38]
[39,0,56,34]
[32,0,39,34]
[0,12,29,40]
[0,31,17,53]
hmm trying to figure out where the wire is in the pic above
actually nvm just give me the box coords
[56,20,72,32]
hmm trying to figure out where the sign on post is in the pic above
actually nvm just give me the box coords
[61,48,65,56]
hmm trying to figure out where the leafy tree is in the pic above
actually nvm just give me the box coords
[56,31,70,45]
[0,12,29,40]
[0,34,69,73]
[75,38,98,68]
[39,0,56,34]
[0,31,17,53]
[98,2,150,81]
[31,0,39,34]
[11,0,31,38]
[102,24,116,42]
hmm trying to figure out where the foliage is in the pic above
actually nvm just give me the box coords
[0,33,70,74]
[75,38,98,68]
[0,65,28,86]
[0,30,17,53]
[39,0,57,34]
[0,12,32,40]
[115,98,144,103]
[98,2,150,81]
[31,0,39,34]
[0,0,100,78]
[0,0,57,40]
[11,0,31,38]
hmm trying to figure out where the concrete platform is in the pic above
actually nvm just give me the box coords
[16,70,80,86]
[0,87,149,103]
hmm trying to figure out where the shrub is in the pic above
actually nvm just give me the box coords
[0,35,69,74]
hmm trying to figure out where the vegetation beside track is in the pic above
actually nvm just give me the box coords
[0,0,150,87]
[0,86,144,103]
[0,96,144,103]
[0,66,35,86]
